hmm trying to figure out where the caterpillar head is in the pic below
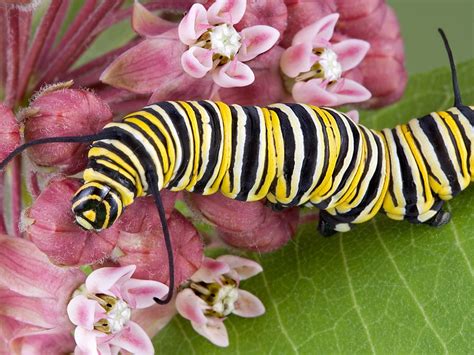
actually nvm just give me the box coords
[71,182,123,231]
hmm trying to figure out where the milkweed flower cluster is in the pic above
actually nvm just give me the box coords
[0,0,407,352]
[67,265,168,355]
[176,255,265,347]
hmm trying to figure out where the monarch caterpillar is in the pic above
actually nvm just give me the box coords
[1,29,472,304]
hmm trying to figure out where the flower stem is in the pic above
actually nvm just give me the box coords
[17,0,63,101]
[39,0,122,85]
[11,156,21,237]
[5,7,19,107]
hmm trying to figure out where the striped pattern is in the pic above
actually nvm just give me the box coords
[71,101,474,234]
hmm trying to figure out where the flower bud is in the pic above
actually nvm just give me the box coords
[25,177,120,266]
[234,0,288,40]
[187,193,299,252]
[0,104,20,162]
[24,87,113,174]
[281,0,336,48]
[115,197,203,287]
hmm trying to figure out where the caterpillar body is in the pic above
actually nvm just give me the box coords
[1,29,471,304]
[71,100,473,236]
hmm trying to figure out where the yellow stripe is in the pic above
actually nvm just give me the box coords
[253,107,276,200]
[438,111,470,186]
[269,107,287,199]
[88,147,143,196]
[83,169,134,206]
[211,101,232,192]
[124,117,171,181]
[309,107,339,200]
[72,194,102,210]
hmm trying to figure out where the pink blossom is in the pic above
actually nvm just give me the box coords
[67,265,168,355]
[23,86,113,175]
[102,0,280,99]
[280,13,371,106]
[282,0,407,107]
[179,0,280,87]
[0,235,85,354]
[176,256,265,347]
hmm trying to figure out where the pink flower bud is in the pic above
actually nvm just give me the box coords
[0,104,20,162]
[234,0,288,40]
[115,197,203,287]
[218,205,299,253]
[187,193,299,252]
[281,0,336,48]
[24,88,112,174]
[25,177,120,266]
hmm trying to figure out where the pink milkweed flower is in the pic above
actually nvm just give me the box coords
[176,255,265,347]
[0,235,85,354]
[178,0,281,88]
[280,13,371,106]
[67,265,168,355]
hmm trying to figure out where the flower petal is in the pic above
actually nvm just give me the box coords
[67,295,99,329]
[237,25,280,62]
[333,39,370,72]
[280,42,315,78]
[329,78,372,106]
[181,47,213,78]
[216,255,262,280]
[176,289,208,325]
[213,60,254,88]
[178,3,209,45]
[233,289,265,317]
[109,321,154,355]
[192,258,230,283]
[101,30,186,94]
[74,327,99,355]
[121,278,169,309]
[85,265,136,296]
[292,79,338,106]
[292,13,339,46]
[132,0,175,38]
[345,110,360,123]
[191,318,229,347]
[0,235,85,298]
[207,0,246,25]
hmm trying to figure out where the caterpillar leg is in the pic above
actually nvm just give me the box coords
[426,208,451,227]
[317,210,353,237]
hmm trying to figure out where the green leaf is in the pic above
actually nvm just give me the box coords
[153,60,474,353]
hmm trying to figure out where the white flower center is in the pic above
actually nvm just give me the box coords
[211,285,239,316]
[210,24,241,58]
[318,48,342,82]
[106,299,131,333]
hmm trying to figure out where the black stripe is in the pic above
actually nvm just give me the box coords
[101,127,156,191]
[88,159,137,196]
[228,105,239,193]
[158,102,193,188]
[417,114,461,196]
[288,104,318,205]
[270,106,295,199]
[236,106,261,200]
[193,101,222,193]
